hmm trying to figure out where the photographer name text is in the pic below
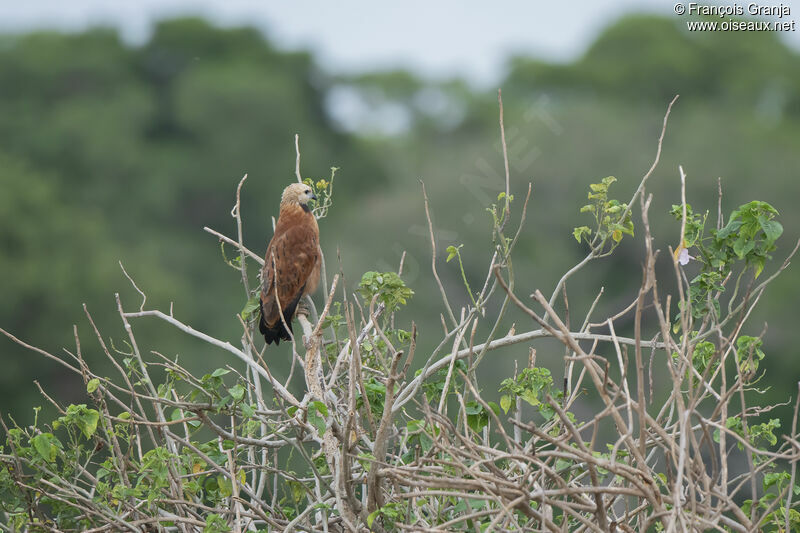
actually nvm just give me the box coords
[675,2,791,18]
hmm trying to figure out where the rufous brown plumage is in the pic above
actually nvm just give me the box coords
[259,183,320,345]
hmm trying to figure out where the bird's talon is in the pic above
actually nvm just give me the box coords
[296,301,310,317]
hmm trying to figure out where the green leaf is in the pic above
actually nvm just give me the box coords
[464,402,483,416]
[763,471,788,490]
[76,409,100,439]
[310,401,328,417]
[733,237,754,258]
[761,219,783,242]
[716,219,742,239]
[308,401,328,435]
[203,513,231,533]
[31,433,58,462]
[228,384,246,402]
[465,401,488,432]
[467,413,488,433]
[240,294,260,320]
[622,218,634,235]
[753,256,766,279]
[500,395,513,414]
[211,368,230,378]
[367,509,381,528]
[406,419,423,433]
[86,378,100,394]
[573,226,591,243]
[520,389,539,406]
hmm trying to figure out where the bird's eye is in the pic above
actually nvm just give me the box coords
[305,189,311,194]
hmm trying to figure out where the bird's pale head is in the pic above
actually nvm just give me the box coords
[281,183,317,210]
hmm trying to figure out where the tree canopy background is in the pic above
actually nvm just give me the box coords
[2,15,799,424]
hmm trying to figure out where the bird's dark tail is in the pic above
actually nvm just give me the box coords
[259,297,296,346]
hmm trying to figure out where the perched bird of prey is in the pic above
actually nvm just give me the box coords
[259,183,320,345]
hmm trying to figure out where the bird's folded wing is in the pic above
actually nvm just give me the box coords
[261,224,319,326]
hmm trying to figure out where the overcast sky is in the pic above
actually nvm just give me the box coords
[1,0,798,87]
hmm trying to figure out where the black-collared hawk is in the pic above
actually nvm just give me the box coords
[259,183,321,345]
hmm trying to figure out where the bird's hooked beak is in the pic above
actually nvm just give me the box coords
[309,192,318,201]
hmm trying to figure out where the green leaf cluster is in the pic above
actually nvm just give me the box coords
[673,338,721,386]
[405,419,440,457]
[714,416,780,457]
[367,501,405,529]
[691,340,718,376]
[715,201,782,276]
[302,166,337,219]
[358,271,414,313]
[574,176,634,248]
[671,201,783,325]
[740,471,800,532]
[356,377,387,415]
[673,201,782,274]
[464,401,500,433]
[418,359,467,400]
[736,335,766,380]
[53,404,101,440]
[499,367,557,420]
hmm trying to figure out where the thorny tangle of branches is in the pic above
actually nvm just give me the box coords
[2,93,800,532]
